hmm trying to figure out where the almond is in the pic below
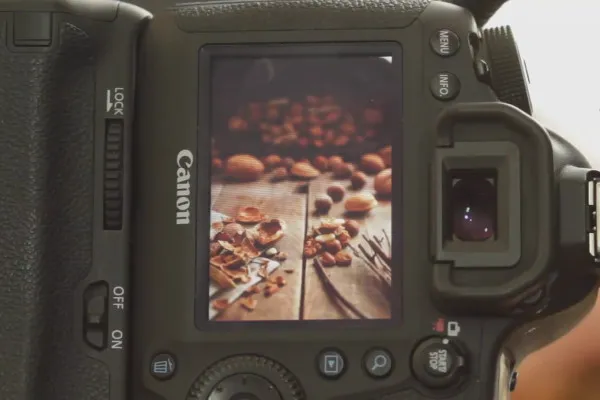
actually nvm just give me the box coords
[212,299,230,310]
[240,297,258,311]
[210,266,237,289]
[379,146,392,167]
[263,154,282,170]
[361,154,386,174]
[225,154,265,182]
[335,251,353,266]
[345,193,378,213]
[236,206,265,223]
[320,252,336,267]
[374,168,392,196]
[290,162,320,179]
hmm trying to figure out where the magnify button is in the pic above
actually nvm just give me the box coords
[364,349,394,378]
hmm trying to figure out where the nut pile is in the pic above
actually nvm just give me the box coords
[227,95,385,149]
[213,146,393,194]
[210,206,290,313]
[303,218,361,267]
[310,149,392,214]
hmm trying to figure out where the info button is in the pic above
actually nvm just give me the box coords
[430,72,460,101]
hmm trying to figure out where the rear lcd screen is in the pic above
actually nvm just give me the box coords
[204,49,400,323]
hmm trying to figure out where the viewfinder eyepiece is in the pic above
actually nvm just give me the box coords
[449,170,497,242]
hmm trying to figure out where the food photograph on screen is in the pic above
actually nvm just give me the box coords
[207,53,398,322]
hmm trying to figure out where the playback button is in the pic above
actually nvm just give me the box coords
[411,337,466,388]
[317,349,346,379]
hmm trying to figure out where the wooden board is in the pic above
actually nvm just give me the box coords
[302,173,392,320]
[210,177,307,321]
[209,168,392,322]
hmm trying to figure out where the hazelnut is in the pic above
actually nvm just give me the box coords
[336,136,351,147]
[210,242,222,257]
[304,245,318,258]
[340,122,356,135]
[379,146,392,167]
[361,153,386,174]
[225,154,265,182]
[350,171,367,190]
[291,162,320,179]
[275,276,287,286]
[271,167,288,182]
[338,230,351,246]
[332,162,354,179]
[345,193,378,213]
[335,251,353,266]
[313,156,329,171]
[228,116,248,131]
[222,223,245,238]
[327,184,346,202]
[325,239,343,254]
[214,231,232,242]
[282,157,295,170]
[343,220,360,237]
[329,155,344,168]
[263,154,282,170]
[264,283,280,297]
[266,107,279,121]
[364,108,383,125]
[212,158,223,172]
[320,252,336,267]
[374,168,392,196]
[314,194,333,214]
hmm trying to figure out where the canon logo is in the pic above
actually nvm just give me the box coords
[176,149,194,225]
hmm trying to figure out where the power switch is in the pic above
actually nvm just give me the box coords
[83,282,109,351]
[13,12,52,47]
[104,119,124,230]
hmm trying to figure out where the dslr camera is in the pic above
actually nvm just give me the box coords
[0,0,598,399]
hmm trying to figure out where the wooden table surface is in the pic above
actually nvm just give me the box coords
[210,169,392,321]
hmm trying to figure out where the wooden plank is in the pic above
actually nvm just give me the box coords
[302,173,392,320]
[210,176,307,321]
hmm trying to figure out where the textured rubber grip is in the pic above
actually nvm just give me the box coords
[0,16,108,400]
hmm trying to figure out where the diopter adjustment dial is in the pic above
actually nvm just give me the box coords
[482,25,532,114]
[187,355,305,400]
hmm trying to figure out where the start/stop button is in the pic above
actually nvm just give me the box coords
[411,337,467,388]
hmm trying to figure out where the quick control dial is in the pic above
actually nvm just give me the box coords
[187,355,305,400]
[483,26,532,114]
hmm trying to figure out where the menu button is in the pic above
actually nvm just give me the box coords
[431,29,460,57]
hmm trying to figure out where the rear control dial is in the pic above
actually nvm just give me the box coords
[188,355,305,400]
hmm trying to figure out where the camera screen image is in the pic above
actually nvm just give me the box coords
[205,51,400,322]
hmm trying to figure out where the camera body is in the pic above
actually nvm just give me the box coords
[0,1,598,400]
